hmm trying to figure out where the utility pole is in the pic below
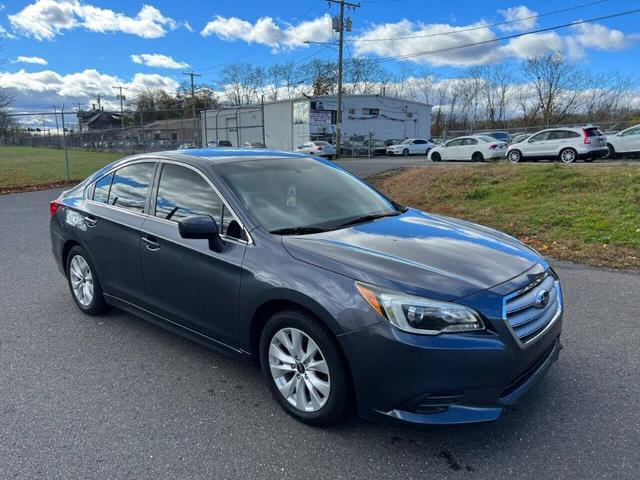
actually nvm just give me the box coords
[113,85,128,143]
[327,0,359,159]
[183,71,202,147]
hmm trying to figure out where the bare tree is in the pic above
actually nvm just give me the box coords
[522,54,584,126]
[1,43,15,113]
[220,63,262,105]
[343,57,389,94]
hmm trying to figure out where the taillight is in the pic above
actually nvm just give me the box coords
[489,144,498,150]
[582,129,591,144]
[316,146,323,150]
[50,200,61,217]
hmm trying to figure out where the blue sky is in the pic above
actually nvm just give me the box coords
[0,0,639,111]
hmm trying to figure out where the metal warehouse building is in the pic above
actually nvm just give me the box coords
[200,94,432,151]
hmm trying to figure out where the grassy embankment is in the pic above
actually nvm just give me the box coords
[370,164,640,269]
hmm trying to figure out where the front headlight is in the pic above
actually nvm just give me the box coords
[356,282,484,335]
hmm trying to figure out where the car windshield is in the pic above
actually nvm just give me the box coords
[401,139,413,144]
[216,157,398,233]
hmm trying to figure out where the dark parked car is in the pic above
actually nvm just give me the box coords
[476,131,513,144]
[51,149,563,426]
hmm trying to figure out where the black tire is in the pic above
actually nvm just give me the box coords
[425,148,431,156]
[583,157,594,163]
[472,151,484,162]
[431,152,441,162]
[402,148,409,157]
[260,309,350,426]
[66,245,108,315]
[606,143,616,159]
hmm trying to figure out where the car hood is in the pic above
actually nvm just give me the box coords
[282,209,542,301]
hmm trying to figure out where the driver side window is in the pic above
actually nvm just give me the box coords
[154,163,243,239]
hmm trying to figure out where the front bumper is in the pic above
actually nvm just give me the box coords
[338,308,563,425]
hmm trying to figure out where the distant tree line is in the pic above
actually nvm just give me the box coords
[126,53,639,135]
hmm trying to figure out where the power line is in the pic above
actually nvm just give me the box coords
[351,0,612,42]
[370,8,640,63]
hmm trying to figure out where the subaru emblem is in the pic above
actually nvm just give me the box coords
[534,289,550,308]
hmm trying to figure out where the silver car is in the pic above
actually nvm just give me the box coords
[294,141,336,159]
[605,124,640,158]
[507,127,608,163]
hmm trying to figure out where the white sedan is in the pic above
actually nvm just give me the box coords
[386,138,435,156]
[428,135,507,162]
[294,141,336,159]
[606,124,640,158]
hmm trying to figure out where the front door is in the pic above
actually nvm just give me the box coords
[139,162,247,345]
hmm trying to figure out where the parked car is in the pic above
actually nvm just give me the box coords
[242,142,266,148]
[207,140,233,148]
[178,143,196,150]
[511,133,533,144]
[363,139,388,156]
[340,141,368,157]
[605,124,640,158]
[428,135,507,162]
[506,127,608,163]
[384,138,405,147]
[294,141,336,159]
[386,138,435,156]
[476,131,512,144]
[50,148,563,426]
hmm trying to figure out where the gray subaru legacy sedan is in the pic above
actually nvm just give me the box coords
[50,148,563,426]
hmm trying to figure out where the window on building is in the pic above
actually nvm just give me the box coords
[363,108,379,116]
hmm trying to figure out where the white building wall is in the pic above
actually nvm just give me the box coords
[201,95,431,150]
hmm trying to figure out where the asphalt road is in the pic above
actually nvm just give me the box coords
[1,172,639,478]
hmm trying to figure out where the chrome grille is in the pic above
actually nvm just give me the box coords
[504,271,562,344]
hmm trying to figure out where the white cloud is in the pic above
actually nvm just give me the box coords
[12,56,48,65]
[8,0,179,40]
[0,68,179,110]
[353,20,501,67]
[201,13,334,49]
[0,24,17,38]
[567,22,637,56]
[131,53,189,69]
[498,6,537,32]
[501,32,565,59]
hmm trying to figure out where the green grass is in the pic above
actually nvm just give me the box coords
[370,163,640,269]
[0,146,121,189]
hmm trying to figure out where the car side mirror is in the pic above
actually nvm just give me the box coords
[178,215,224,253]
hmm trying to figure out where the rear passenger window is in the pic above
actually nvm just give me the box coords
[93,172,113,204]
[566,131,581,138]
[155,163,222,222]
[109,163,155,213]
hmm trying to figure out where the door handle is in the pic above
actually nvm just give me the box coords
[142,235,160,251]
[84,215,98,227]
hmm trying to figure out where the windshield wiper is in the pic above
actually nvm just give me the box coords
[334,211,401,229]
[269,226,328,235]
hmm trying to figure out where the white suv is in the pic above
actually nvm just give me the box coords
[507,127,608,164]
[605,124,640,158]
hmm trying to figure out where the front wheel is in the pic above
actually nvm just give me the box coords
[606,143,616,159]
[431,152,441,162]
[508,150,522,163]
[402,148,409,157]
[260,310,350,426]
[66,245,108,315]
[559,148,577,164]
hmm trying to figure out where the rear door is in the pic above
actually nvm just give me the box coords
[617,126,640,152]
[139,162,248,344]
[460,138,478,160]
[80,161,156,303]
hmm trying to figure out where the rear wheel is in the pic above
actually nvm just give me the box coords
[508,150,522,163]
[559,148,577,164]
[66,245,108,315]
[260,310,350,426]
[431,152,441,162]
[472,152,484,162]
[606,143,616,159]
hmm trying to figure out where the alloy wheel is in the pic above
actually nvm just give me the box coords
[560,148,576,164]
[508,150,521,163]
[268,327,330,413]
[69,255,94,307]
